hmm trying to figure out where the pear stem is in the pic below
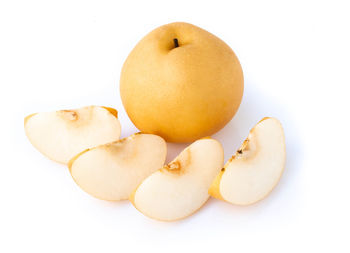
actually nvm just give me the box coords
[173,38,179,48]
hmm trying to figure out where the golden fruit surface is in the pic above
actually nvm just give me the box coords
[120,22,244,142]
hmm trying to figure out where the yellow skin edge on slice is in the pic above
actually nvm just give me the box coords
[128,187,137,204]
[67,148,91,171]
[101,106,118,119]
[208,168,225,201]
[24,113,37,125]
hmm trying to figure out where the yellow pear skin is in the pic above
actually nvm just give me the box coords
[120,22,244,143]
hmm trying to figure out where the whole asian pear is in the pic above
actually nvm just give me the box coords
[120,22,243,143]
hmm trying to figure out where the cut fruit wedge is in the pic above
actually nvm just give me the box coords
[24,105,121,164]
[130,138,224,221]
[209,117,286,205]
[68,133,167,201]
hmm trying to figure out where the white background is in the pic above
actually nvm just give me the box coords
[1,0,349,252]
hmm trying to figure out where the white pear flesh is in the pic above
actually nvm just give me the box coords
[24,106,121,164]
[130,138,224,221]
[69,133,166,201]
[209,117,286,205]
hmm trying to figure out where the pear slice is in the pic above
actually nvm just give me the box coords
[24,105,121,164]
[130,138,224,221]
[68,133,166,201]
[209,117,286,205]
